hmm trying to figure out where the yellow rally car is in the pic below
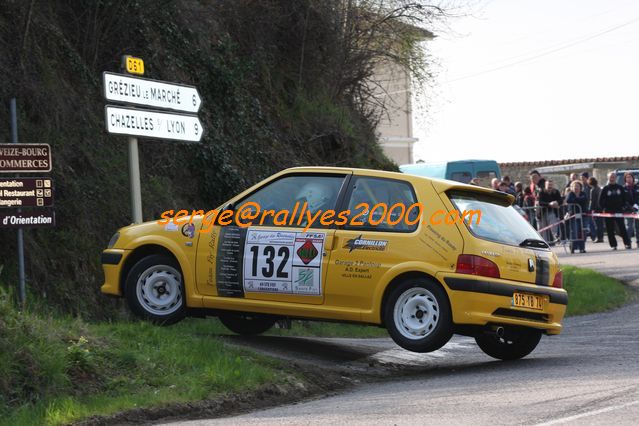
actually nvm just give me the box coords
[101,167,567,360]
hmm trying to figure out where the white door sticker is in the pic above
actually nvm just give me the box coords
[243,229,325,295]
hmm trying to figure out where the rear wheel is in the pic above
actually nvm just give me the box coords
[124,254,186,325]
[384,278,453,353]
[219,313,277,335]
[475,328,542,360]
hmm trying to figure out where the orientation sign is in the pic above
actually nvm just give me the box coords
[0,143,52,173]
[0,177,54,208]
[103,72,201,113]
[105,106,203,142]
[0,210,55,228]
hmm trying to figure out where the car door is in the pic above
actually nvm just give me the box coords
[324,175,421,311]
[195,172,350,305]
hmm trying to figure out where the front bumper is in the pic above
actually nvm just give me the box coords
[100,249,129,296]
[438,273,568,335]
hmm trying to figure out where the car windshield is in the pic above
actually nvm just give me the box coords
[448,191,543,247]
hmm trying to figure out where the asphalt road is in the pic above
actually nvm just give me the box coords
[168,241,639,425]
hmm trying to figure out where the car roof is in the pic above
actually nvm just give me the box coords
[282,166,512,200]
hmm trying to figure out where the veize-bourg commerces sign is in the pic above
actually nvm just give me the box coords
[0,144,52,173]
[0,144,55,228]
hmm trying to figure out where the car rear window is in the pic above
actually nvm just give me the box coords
[448,190,543,247]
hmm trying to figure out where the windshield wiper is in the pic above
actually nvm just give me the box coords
[519,238,549,249]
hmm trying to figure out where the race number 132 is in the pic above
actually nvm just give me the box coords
[248,245,291,279]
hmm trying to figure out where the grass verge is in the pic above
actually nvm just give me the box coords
[0,295,284,426]
[562,265,633,316]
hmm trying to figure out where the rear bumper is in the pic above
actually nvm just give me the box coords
[100,249,129,296]
[438,273,567,335]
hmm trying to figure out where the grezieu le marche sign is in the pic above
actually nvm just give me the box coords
[103,72,201,113]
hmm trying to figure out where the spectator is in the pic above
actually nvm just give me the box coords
[529,170,546,202]
[514,181,524,207]
[522,186,536,228]
[564,172,579,190]
[469,177,480,186]
[491,178,500,190]
[588,177,604,243]
[580,172,595,241]
[599,172,632,250]
[502,175,516,194]
[538,180,563,243]
[566,181,587,253]
[623,172,639,248]
[498,180,515,195]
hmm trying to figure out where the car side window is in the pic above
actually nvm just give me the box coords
[450,171,472,183]
[235,175,345,228]
[343,177,418,232]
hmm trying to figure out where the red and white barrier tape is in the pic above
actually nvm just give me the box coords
[534,212,639,233]
[588,212,639,219]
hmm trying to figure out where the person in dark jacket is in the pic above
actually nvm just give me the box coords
[599,172,631,250]
[566,181,587,253]
[580,172,595,241]
[538,180,563,243]
[588,177,604,242]
[515,181,524,207]
[623,172,639,247]
[529,170,546,203]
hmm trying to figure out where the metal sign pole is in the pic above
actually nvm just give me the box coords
[10,98,26,307]
[121,56,143,224]
[128,136,142,223]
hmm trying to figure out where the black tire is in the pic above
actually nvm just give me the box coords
[384,278,453,353]
[475,328,542,360]
[219,313,277,335]
[124,254,186,325]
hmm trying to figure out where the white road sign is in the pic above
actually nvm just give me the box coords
[103,72,201,113]
[105,106,204,142]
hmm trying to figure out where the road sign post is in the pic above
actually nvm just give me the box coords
[121,56,144,224]
[10,98,26,307]
[128,136,143,224]
[104,56,203,224]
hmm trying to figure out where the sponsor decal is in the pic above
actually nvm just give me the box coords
[164,222,178,231]
[343,235,388,252]
[242,229,324,296]
[181,223,195,238]
[296,239,319,265]
[295,268,314,287]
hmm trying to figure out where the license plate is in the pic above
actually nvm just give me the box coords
[512,292,544,310]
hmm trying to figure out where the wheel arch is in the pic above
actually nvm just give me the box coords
[119,244,182,294]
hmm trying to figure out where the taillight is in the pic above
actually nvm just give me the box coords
[552,270,563,288]
[456,254,500,279]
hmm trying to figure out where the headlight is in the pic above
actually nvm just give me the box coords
[107,232,120,249]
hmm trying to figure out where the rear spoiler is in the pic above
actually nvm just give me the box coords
[429,179,515,206]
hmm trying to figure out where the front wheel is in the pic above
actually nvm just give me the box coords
[124,254,186,325]
[475,328,542,360]
[384,278,453,353]
[219,313,277,335]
